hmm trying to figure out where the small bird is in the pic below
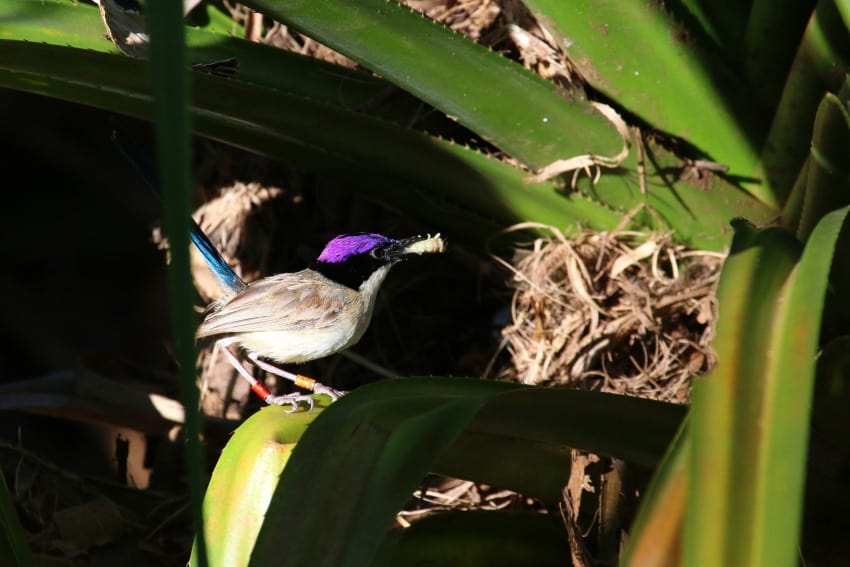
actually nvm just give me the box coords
[113,129,446,411]
[196,231,446,411]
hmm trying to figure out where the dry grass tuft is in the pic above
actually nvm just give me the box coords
[189,182,284,303]
[496,224,723,403]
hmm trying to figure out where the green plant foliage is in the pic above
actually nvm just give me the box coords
[797,93,850,239]
[0,0,779,252]
[243,0,625,170]
[620,420,688,566]
[757,0,850,202]
[190,404,324,566]
[144,2,208,564]
[686,209,849,566]
[523,0,771,202]
[196,379,684,565]
[3,1,850,565]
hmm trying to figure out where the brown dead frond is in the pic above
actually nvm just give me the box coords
[497,225,723,403]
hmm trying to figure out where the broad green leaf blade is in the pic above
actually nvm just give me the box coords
[435,386,685,498]
[686,222,801,566]
[621,419,688,567]
[747,207,850,565]
[2,0,780,251]
[797,92,850,239]
[190,404,324,566]
[251,379,503,567]
[686,207,849,566]
[582,137,778,251]
[373,511,570,566]
[243,0,625,170]
[246,377,684,567]
[0,0,112,50]
[757,1,850,204]
[0,40,626,247]
[145,3,208,565]
[523,0,771,204]
[742,1,813,110]
[1,0,455,129]
[1,7,778,251]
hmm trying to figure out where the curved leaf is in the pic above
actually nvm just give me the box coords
[1,0,779,251]
[523,0,771,204]
[190,404,324,566]
[244,0,625,170]
[145,3,208,563]
[244,377,684,566]
[757,1,850,204]
[0,39,628,248]
[686,208,849,566]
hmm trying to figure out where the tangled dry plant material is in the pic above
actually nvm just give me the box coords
[497,224,724,403]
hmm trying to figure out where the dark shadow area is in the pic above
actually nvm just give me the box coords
[0,86,511,563]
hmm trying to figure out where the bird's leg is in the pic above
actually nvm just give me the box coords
[247,353,345,403]
[214,338,316,412]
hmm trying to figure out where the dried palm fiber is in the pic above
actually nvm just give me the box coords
[189,182,284,303]
[497,224,723,403]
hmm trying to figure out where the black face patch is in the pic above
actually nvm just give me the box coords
[312,249,396,290]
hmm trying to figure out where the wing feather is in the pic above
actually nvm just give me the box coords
[196,269,355,337]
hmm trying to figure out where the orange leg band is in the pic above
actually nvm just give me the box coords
[294,374,317,391]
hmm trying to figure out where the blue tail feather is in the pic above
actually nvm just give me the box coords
[187,218,246,294]
[113,130,246,294]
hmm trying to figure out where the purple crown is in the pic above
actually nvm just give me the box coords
[317,233,394,263]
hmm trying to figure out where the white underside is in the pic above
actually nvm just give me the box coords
[235,264,390,363]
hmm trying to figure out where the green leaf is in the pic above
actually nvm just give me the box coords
[191,404,324,566]
[0,39,627,248]
[0,0,116,51]
[145,3,207,564]
[686,208,850,566]
[621,419,688,567]
[797,92,850,239]
[243,0,625,170]
[0,0,780,251]
[741,1,814,110]
[522,0,771,204]
[757,1,850,204]
[0,0,449,126]
[238,377,684,566]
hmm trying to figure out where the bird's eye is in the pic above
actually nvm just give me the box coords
[371,245,395,261]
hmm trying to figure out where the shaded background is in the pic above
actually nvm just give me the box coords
[0,86,507,487]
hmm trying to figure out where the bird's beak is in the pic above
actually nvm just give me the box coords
[399,233,446,257]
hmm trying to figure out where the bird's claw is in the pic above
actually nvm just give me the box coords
[314,384,345,401]
[266,393,316,413]
[265,386,345,413]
